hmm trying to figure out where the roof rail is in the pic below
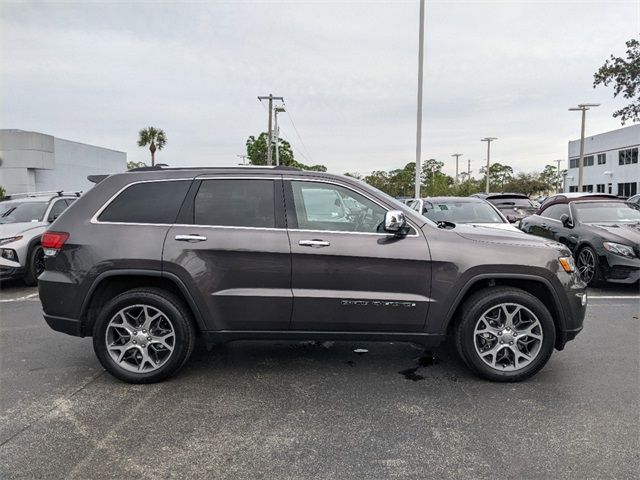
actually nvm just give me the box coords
[4,190,82,200]
[127,164,301,172]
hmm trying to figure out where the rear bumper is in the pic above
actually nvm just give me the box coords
[43,313,84,337]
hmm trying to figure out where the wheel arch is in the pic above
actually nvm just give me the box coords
[443,274,566,349]
[80,270,207,336]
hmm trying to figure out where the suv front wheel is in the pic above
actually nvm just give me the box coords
[455,287,556,382]
[93,288,196,383]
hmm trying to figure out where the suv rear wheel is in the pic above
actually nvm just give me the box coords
[455,287,555,382]
[93,288,196,383]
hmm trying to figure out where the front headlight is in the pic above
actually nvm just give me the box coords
[603,242,636,258]
[559,256,576,273]
[0,235,23,246]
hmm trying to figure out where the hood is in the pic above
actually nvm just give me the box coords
[471,222,522,233]
[452,223,568,251]
[0,221,47,239]
[586,222,640,246]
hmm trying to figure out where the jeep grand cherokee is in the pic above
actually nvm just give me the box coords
[39,166,587,383]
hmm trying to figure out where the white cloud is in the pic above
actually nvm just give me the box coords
[1,0,637,177]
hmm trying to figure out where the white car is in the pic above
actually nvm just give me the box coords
[0,191,80,285]
[408,196,522,232]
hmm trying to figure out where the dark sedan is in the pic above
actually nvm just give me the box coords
[520,197,640,285]
[471,193,538,224]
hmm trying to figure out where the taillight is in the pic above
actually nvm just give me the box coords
[41,231,69,256]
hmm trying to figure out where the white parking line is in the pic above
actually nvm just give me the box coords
[0,293,39,303]
[588,295,640,300]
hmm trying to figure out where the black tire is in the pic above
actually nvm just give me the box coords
[93,288,196,384]
[455,287,556,382]
[23,245,45,286]
[576,245,600,286]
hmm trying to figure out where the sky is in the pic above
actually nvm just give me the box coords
[1,0,638,179]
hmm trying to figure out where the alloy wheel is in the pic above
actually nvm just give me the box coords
[105,304,175,373]
[577,248,596,284]
[473,303,543,372]
[33,247,45,277]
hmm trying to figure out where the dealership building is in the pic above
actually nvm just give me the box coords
[0,129,127,195]
[564,123,639,197]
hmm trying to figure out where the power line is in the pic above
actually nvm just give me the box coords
[282,101,315,165]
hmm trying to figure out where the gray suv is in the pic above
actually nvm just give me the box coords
[39,167,587,383]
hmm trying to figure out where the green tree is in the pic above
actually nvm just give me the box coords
[539,164,559,192]
[593,37,640,124]
[504,173,548,197]
[246,132,326,171]
[479,162,514,191]
[137,127,167,166]
[0,186,5,199]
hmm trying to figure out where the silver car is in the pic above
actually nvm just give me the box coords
[0,191,79,285]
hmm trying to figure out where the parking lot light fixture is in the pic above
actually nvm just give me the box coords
[481,137,497,194]
[569,103,600,192]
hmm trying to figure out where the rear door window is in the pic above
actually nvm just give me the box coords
[98,180,191,224]
[193,179,276,228]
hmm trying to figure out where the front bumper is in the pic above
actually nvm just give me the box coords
[601,252,640,284]
[0,266,25,281]
[554,275,588,350]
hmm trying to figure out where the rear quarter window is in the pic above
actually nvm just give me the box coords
[98,180,191,224]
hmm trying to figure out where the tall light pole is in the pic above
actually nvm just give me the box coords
[569,103,600,192]
[481,137,497,194]
[467,159,471,195]
[554,159,563,193]
[414,0,425,199]
[452,153,462,184]
[274,106,286,166]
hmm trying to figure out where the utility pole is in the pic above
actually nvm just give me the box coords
[481,137,497,194]
[467,159,471,195]
[451,153,462,184]
[569,103,599,192]
[274,106,286,166]
[414,0,425,199]
[237,154,248,165]
[554,159,563,193]
[258,94,284,165]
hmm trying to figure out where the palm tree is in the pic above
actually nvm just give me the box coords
[137,127,167,166]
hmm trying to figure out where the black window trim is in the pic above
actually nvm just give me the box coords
[91,178,194,226]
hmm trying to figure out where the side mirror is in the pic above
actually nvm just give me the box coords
[506,214,518,223]
[560,213,573,228]
[384,210,410,236]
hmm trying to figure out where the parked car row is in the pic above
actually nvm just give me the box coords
[406,192,640,287]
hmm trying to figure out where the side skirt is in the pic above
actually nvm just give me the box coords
[200,330,446,348]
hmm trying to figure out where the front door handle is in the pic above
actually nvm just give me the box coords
[175,234,208,242]
[299,239,330,248]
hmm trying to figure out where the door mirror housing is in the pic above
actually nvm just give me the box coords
[384,210,410,236]
[560,213,573,228]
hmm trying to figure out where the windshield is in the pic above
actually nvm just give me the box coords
[0,201,48,224]
[423,201,505,224]
[575,202,640,223]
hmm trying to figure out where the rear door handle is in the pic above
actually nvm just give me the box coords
[175,234,208,242]
[299,239,330,248]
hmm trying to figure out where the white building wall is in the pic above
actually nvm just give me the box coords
[35,138,126,193]
[0,130,126,195]
[565,123,640,196]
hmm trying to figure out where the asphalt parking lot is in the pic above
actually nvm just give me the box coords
[0,280,638,479]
